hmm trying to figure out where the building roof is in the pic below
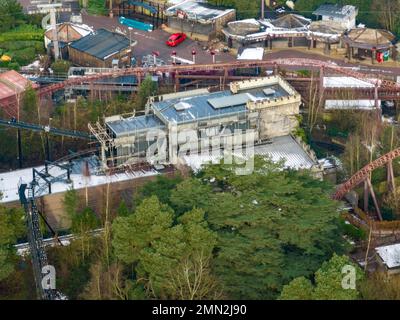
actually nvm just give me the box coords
[106,114,165,137]
[270,14,311,29]
[237,47,264,61]
[69,28,133,60]
[0,156,159,203]
[151,81,290,125]
[376,243,400,269]
[0,70,38,101]
[344,28,395,49]
[309,20,346,36]
[45,22,93,42]
[165,0,235,22]
[226,19,261,36]
[313,4,357,19]
[182,135,318,172]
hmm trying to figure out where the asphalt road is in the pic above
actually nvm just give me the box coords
[81,13,235,66]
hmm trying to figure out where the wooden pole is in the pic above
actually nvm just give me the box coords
[364,179,369,213]
[366,177,383,221]
[387,159,396,192]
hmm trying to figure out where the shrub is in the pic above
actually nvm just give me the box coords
[12,47,36,65]
[339,218,367,241]
[51,60,71,74]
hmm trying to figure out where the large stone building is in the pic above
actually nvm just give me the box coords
[90,76,307,170]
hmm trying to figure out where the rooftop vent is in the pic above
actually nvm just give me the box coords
[174,101,191,111]
[263,88,276,96]
[208,93,250,109]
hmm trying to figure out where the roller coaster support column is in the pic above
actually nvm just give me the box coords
[175,70,180,92]
[223,67,229,89]
[366,177,383,221]
[319,66,325,101]
[17,128,23,169]
[45,133,51,163]
[364,179,369,213]
[374,83,379,109]
[387,159,396,192]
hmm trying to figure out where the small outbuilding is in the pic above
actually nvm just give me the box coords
[0,70,39,117]
[375,243,400,275]
[68,28,137,68]
[343,28,396,64]
[45,22,94,59]
[246,14,311,49]
[164,0,236,40]
[313,4,358,30]
[308,20,346,55]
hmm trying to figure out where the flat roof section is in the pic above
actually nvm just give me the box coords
[182,135,318,172]
[166,0,234,21]
[376,243,400,269]
[151,84,290,125]
[107,114,166,137]
[0,156,159,204]
[70,28,135,61]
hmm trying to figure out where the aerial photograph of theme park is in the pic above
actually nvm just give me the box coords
[0,0,400,303]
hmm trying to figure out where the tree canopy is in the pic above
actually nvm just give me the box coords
[168,157,347,299]
[279,254,365,300]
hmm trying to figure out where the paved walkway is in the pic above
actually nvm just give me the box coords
[81,13,235,65]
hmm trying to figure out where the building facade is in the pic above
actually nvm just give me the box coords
[90,76,304,170]
[312,4,358,31]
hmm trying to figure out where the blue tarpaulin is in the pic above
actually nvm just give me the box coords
[119,16,153,32]
[127,0,157,14]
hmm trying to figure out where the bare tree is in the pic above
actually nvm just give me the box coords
[165,251,224,300]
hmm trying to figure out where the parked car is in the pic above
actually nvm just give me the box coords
[166,33,187,47]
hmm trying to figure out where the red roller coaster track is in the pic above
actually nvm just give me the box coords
[332,147,400,201]
[36,58,400,98]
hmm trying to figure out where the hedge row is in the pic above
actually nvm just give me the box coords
[0,41,44,52]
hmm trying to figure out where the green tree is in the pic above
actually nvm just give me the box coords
[279,277,314,300]
[172,157,346,299]
[112,196,174,265]
[135,75,157,110]
[170,178,212,215]
[208,0,260,19]
[139,208,218,299]
[21,83,39,122]
[117,199,130,217]
[0,248,13,281]
[135,175,182,208]
[0,205,25,281]
[0,0,25,32]
[279,254,364,300]
[112,197,220,299]
[312,254,364,300]
[63,188,80,219]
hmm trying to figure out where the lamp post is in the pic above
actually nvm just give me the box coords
[192,48,196,63]
[210,50,216,63]
[152,51,160,66]
[261,0,265,20]
[172,50,177,64]
[128,27,133,47]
